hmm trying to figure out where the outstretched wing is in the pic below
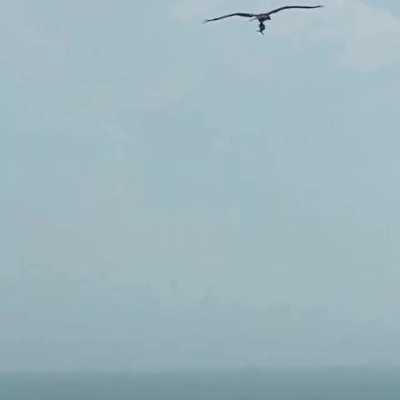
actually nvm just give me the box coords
[204,12,255,23]
[266,5,323,16]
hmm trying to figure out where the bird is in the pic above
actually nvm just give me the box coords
[204,5,323,35]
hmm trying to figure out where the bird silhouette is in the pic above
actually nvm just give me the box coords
[204,5,323,35]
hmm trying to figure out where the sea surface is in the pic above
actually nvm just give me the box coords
[1,368,399,399]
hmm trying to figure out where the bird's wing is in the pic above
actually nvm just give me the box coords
[266,5,323,16]
[204,13,255,23]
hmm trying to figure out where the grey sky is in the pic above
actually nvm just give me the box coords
[1,0,400,371]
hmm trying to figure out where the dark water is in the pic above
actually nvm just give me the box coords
[1,368,400,399]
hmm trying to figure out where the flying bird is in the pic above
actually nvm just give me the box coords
[204,5,323,35]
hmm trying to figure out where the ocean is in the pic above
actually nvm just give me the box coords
[1,368,399,399]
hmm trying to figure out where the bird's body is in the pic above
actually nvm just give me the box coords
[204,5,323,35]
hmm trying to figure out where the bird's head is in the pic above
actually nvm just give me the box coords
[253,14,271,22]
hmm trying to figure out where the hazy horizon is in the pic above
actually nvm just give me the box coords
[1,368,400,400]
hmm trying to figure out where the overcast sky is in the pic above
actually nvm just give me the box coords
[1,0,400,372]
